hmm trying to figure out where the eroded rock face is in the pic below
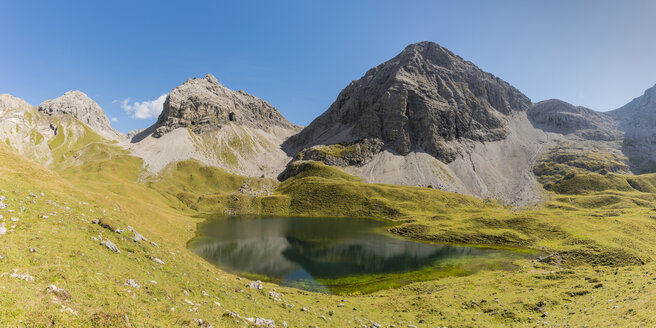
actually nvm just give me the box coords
[38,91,122,140]
[285,41,532,163]
[528,99,621,141]
[152,74,296,138]
[610,84,656,173]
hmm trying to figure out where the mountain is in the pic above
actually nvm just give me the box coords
[150,74,295,138]
[286,41,531,162]
[0,93,118,168]
[609,84,656,173]
[284,41,550,205]
[129,74,301,176]
[38,90,124,140]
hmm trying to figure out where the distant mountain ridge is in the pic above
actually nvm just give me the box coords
[609,84,656,172]
[1,41,656,205]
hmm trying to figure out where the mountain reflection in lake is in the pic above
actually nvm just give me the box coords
[188,216,535,293]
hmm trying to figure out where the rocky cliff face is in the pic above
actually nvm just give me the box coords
[128,74,300,177]
[151,74,296,138]
[286,41,532,163]
[609,84,656,172]
[528,99,621,141]
[38,91,123,140]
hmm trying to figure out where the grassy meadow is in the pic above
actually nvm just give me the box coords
[1,134,656,327]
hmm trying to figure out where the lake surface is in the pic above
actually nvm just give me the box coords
[188,216,537,294]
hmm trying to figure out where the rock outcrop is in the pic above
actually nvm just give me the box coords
[609,84,656,173]
[528,99,621,141]
[150,74,295,138]
[285,41,532,163]
[293,138,384,167]
[38,91,123,140]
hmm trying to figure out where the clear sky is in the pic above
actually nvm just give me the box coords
[2,0,656,133]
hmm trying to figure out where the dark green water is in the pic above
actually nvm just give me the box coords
[188,216,537,294]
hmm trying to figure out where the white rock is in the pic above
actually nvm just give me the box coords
[46,285,71,299]
[248,280,263,290]
[150,256,165,265]
[60,306,78,316]
[255,317,275,327]
[101,239,120,253]
[125,279,140,289]
[128,226,148,242]
[10,270,34,281]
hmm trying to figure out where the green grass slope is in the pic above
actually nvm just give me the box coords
[3,135,656,327]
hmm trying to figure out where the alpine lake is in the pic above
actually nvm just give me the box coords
[188,216,539,295]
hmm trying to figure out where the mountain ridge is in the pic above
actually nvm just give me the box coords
[2,42,655,205]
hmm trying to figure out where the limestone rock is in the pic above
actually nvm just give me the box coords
[38,91,123,140]
[150,256,165,265]
[46,285,72,300]
[151,74,296,138]
[248,280,263,290]
[125,279,140,289]
[254,317,275,327]
[101,239,120,253]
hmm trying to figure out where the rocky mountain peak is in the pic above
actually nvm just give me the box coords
[615,84,656,115]
[152,74,296,138]
[38,91,122,140]
[286,41,532,163]
[0,94,33,112]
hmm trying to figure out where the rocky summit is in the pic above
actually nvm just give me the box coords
[38,90,123,140]
[286,41,531,163]
[151,74,296,138]
[610,84,656,172]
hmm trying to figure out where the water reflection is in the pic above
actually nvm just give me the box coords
[188,216,533,292]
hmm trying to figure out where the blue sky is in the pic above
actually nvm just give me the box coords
[2,0,656,133]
